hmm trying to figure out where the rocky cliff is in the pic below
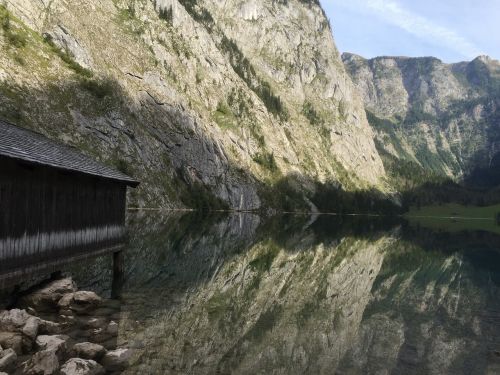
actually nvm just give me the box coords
[0,0,386,210]
[343,53,500,187]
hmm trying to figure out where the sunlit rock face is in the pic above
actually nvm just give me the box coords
[343,53,500,184]
[63,213,500,375]
[0,0,386,211]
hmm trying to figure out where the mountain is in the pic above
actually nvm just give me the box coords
[342,53,500,189]
[0,0,386,210]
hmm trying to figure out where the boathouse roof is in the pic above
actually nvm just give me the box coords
[0,119,139,187]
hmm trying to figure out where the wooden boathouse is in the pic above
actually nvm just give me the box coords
[0,120,139,274]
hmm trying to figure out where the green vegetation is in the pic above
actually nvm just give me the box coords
[0,5,27,48]
[158,6,173,24]
[177,0,214,29]
[175,0,287,119]
[117,4,136,22]
[178,180,229,212]
[302,101,324,126]
[114,158,134,176]
[219,35,287,119]
[0,81,23,123]
[213,100,237,130]
[406,203,500,235]
[407,203,500,220]
[78,78,115,99]
[42,34,117,99]
[253,151,278,173]
[249,241,281,273]
[312,182,400,215]
[44,34,93,78]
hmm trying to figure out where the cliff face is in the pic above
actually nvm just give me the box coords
[0,0,386,210]
[343,53,500,185]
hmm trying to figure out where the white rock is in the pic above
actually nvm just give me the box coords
[60,358,105,375]
[101,348,133,371]
[22,316,40,340]
[36,335,69,356]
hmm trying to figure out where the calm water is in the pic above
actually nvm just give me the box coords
[3,212,500,374]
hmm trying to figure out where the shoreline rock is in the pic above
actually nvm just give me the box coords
[0,277,131,374]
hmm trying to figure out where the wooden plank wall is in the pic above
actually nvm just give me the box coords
[0,157,127,272]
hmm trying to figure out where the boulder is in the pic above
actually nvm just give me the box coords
[21,278,77,312]
[58,292,102,314]
[0,332,23,355]
[60,358,105,375]
[0,348,17,372]
[0,309,32,331]
[23,316,41,340]
[23,349,59,375]
[77,317,107,330]
[72,342,106,361]
[106,321,119,336]
[101,348,133,371]
[35,335,69,358]
[38,319,62,335]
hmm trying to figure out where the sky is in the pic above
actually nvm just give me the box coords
[322,0,500,63]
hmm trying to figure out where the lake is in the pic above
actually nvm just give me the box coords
[2,212,500,374]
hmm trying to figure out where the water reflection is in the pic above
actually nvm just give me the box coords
[3,212,500,374]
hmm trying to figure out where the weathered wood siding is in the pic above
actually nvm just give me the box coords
[0,156,127,272]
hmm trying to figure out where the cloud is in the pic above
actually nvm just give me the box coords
[329,0,484,59]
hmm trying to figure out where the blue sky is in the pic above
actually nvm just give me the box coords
[322,0,500,63]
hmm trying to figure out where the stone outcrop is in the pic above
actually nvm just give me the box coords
[0,277,132,373]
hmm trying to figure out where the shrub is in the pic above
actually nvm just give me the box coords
[43,34,93,78]
[253,152,278,173]
[0,5,27,48]
[302,101,323,126]
[219,35,287,119]
[79,78,115,99]
[158,6,173,24]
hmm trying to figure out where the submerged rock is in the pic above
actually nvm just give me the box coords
[72,342,106,361]
[23,316,41,340]
[21,278,77,312]
[0,331,23,355]
[60,358,105,375]
[35,335,70,358]
[0,309,32,331]
[101,348,133,371]
[58,292,102,314]
[0,348,17,372]
[24,349,60,375]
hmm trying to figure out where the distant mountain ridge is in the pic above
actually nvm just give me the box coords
[342,52,500,189]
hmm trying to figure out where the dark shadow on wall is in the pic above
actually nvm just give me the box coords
[0,75,241,210]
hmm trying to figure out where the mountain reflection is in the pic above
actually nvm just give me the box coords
[4,212,500,374]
